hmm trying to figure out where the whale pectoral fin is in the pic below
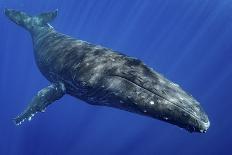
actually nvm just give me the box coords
[14,82,66,125]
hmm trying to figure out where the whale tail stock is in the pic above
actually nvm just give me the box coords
[4,8,57,31]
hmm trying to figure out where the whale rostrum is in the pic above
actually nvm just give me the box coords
[5,9,210,133]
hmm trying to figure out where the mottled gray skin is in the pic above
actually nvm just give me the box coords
[5,9,210,133]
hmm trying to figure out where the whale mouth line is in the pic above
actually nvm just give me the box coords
[110,75,208,128]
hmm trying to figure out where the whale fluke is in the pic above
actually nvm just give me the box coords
[4,8,58,31]
[14,83,66,125]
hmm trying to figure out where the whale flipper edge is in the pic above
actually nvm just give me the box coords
[14,82,66,125]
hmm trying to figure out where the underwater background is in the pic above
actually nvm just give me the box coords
[0,0,231,154]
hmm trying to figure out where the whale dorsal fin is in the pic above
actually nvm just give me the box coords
[14,82,66,125]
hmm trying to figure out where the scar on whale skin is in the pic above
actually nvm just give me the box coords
[5,8,210,133]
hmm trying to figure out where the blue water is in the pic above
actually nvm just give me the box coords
[0,0,231,154]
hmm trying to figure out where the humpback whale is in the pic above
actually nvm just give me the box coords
[5,9,210,133]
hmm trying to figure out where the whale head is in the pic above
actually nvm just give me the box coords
[104,59,210,133]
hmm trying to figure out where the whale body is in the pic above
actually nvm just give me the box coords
[5,9,210,133]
